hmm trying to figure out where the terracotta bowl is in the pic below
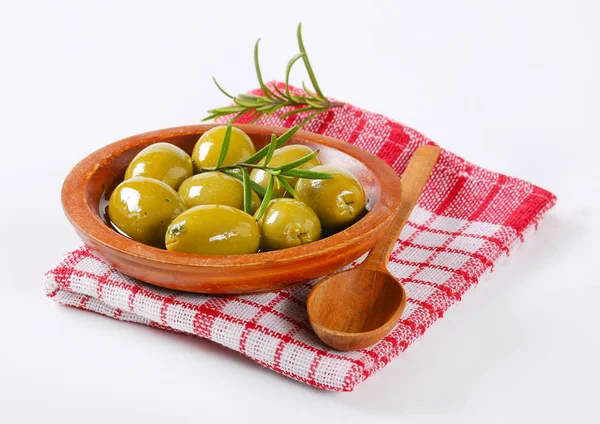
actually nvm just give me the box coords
[62,124,402,294]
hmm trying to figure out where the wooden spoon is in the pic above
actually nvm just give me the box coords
[307,145,440,351]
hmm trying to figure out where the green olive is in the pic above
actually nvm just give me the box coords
[295,165,366,230]
[124,142,193,190]
[257,199,321,251]
[178,172,260,212]
[165,205,260,255]
[192,126,256,171]
[250,145,321,198]
[108,177,185,247]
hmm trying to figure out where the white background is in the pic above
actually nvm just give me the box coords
[1,1,598,422]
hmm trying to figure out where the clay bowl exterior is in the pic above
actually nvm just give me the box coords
[62,124,402,294]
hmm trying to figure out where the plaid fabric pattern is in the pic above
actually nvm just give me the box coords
[43,82,556,391]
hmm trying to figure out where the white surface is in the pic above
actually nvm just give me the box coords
[1,0,598,422]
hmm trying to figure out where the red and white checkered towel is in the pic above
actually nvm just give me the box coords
[43,82,556,391]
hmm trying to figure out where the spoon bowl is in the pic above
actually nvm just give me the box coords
[307,269,407,351]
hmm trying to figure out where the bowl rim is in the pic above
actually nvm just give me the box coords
[62,124,402,269]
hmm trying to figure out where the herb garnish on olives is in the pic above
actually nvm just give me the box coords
[107,124,367,255]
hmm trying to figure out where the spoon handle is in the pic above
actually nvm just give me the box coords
[362,145,440,270]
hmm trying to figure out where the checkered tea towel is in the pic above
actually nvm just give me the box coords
[43,82,556,392]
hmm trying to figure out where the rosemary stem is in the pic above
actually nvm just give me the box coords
[237,163,266,169]
[202,163,272,172]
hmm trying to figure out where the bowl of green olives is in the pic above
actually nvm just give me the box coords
[62,124,402,294]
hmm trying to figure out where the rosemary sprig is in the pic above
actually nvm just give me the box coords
[205,123,333,220]
[254,175,274,221]
[279,168,333,179]
[242,125,299,164]
[221,170,266,197]
[273,149,320,173]
[203,23,344,126]
[275,176,298,200]
[215,124,232,169]
[241,167,252,214]
[264,134,277,166]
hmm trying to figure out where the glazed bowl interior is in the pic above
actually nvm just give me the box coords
[63,124,401,294]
